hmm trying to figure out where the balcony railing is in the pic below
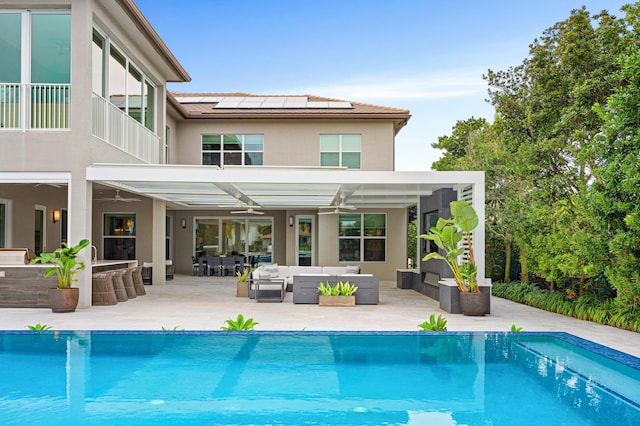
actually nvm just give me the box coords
[92,93,159,164]
[0,83,70,129]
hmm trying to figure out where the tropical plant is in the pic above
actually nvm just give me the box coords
[317,281,358,296]
[510,324,523,332]
[221,314,258,331]
[236,268,250,282]
[26,323,52,331]
[30,239,91,289]
[162,325,184,331]
[418,314,448,331]
[420,200,479,292]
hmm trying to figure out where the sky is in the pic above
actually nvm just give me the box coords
[136,0,630,171]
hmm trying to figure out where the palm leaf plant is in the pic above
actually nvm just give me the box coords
[418,314,448,331]
[317,281,358,296]
[221,314,258,331]
[420,200,479,292]
[30,239,91,289]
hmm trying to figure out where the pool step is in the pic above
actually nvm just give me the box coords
[513,341,640,420]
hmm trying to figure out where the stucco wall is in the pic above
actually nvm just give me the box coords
[173,118,395,171]
[316,208,408,281]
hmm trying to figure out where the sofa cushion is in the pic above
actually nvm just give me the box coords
[322,266,348,275]
[346,265,360,274]
[277,265,289,278]
[288,266,323,276]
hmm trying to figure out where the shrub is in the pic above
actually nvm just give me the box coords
[221,314,258,331]
[418,314,448,332]
[493,282,639,332]
[317,281,358,296]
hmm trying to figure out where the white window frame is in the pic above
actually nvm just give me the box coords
[92,25,158,133]
[0,9,72,130]
[201,134,264,166]
[320,134,362,169]
[338,213,386,263]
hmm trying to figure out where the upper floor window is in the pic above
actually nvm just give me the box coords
[92,28,156,132]
[320,134,361,169]
[202,134,264,166]
[0,10,71,129]
[338,213,386,262]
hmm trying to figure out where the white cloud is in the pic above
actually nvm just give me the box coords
[282,68,488,103]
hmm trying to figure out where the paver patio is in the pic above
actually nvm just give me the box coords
[1,274,638,358]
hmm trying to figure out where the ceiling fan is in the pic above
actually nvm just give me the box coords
[96,189,141,203]
[318,193,357,215]
[34,183,65,189]
[231,203,264,215]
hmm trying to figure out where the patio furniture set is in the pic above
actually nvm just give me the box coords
[248,264,379,304]
[194,255,246,277]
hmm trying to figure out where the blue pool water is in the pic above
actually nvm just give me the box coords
[0,331,639,425]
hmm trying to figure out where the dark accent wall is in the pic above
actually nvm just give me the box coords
[419,188,457,284]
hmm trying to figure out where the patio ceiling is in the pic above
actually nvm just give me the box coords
[86,164,484,210]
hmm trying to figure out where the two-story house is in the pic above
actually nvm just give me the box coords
[0,0,484,309]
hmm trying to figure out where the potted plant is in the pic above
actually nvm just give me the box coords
[317,281,358,306]
[420,200,489,315]
[31,239,90,313]
[236,268,250,297]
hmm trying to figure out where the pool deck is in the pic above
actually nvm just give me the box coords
[2,275,639,359]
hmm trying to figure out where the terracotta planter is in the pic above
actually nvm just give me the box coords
[459,291,490,316]
[236,281,249,297]
[48,288,79,313]
[319,295,355,307]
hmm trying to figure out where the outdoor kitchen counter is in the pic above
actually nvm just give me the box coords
[0,261,137,308]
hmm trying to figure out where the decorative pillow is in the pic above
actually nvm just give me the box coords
[258,270,273,279]
[264,264,278,273]
[346,265,360,274]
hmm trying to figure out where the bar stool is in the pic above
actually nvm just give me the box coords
[92,271,118,306]
[111,269,129,302]
[142,262,153,284]
[132,266,146,296]
[121,268,137,299]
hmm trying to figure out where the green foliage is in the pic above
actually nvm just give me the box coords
[26,323,52,331]
[220,314,258,331]
[407,219,417,268]
[493,282,640,332]
[588,3,640,319]
[161,326,184,331]
[434,5,634,299]
[30,239,90,289]
[317,281,358,296]
[236,268,250,282]
[510,324,523,332]
[420,200,479,292]
[418,314,448,332]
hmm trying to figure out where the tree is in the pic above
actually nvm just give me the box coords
[483,7,624,288]
[591,2,640,310]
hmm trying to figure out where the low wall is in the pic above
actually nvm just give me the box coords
[293,275,379,305]
[0,266,57,308]
[396,269,491,314]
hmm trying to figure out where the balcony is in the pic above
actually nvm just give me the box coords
[0,83,70,129]
[92,93,160,164]
[0,84,158,164]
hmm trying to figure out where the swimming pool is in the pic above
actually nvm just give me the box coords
[1,331,639,425]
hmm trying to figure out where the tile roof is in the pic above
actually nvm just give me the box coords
[168,92,411,119]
